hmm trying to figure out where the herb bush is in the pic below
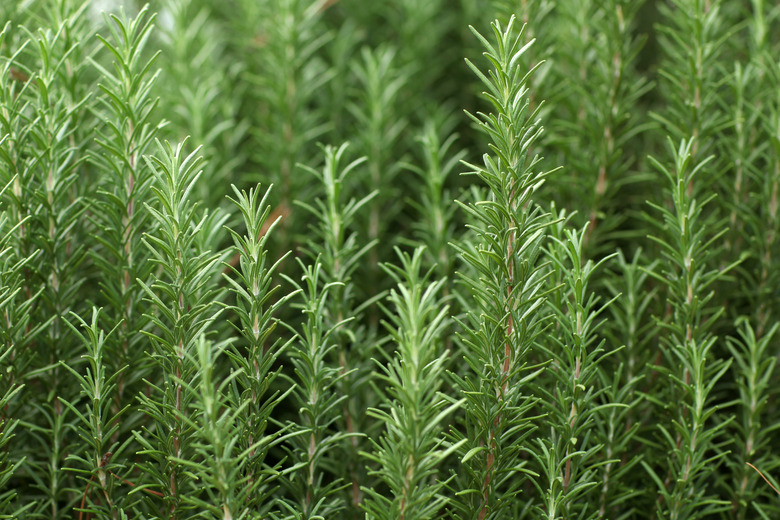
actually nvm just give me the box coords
[0,0,779,518]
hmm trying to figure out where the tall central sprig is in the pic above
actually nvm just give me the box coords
[135,140,226,517]
[451,16,556,519]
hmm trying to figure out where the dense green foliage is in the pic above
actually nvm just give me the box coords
[1,0,779,518]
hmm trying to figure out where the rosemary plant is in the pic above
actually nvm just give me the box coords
[61,309,127,518]
[449,17,555,519]
[281,258,349,519]
[292,142,379,518]
[222,182,296,516]
[134,138,228,516]
[89,4,161,431]
[642,140,736,519]
[1,1,779,518]
[363,247,462,520]
[0,178,28,514]
[406,111,465,284]
[534,213,616,519]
